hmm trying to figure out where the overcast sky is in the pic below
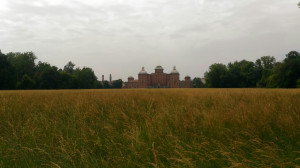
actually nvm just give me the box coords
[1,0,299,80]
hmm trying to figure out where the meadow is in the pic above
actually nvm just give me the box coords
[0,89,299,167]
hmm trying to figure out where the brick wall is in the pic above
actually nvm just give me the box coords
[150,73,167,87]
[138,74,151,88]
[167,74,180,88]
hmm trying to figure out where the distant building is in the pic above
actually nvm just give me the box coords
[179,76,193,88]
[101,74,117,84]
[123,66,193,88]
[109,74,112,84]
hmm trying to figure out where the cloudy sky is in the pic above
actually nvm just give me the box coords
[0,0,299,80]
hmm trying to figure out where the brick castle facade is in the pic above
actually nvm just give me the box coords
[123,66,193,88]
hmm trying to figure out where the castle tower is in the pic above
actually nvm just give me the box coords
[109,74,112,83]
[128,76,134,82]
[168,66,180,88]
[185,75,191,81]
[138,67,150,88]
[155,65,164,73]
[151,65,167,87]
[184,75,192,88]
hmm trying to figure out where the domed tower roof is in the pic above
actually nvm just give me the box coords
[170,66,179,74]
[128,76,134,79]
[185,75,191,81]
[139,67,148,74]
[155,65,164,70]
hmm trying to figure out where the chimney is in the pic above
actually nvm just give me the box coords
[109,74,112,83]
[102,75,104,82]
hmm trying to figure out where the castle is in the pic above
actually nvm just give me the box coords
[123,66,193,88]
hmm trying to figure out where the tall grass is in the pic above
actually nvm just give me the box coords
[0,89,299,167]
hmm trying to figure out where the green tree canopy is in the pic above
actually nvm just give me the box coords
[59,72,78,89]
[102,81,111,89]
[63,61,75,74]
[192,77,204,88]
[204,63,228,88]
[112,79,123,88]
[259,56,276,69]
[6,52,36,81]
[34,62,61,89]
[267,51,300,88]
[74,67,97,89]
[0,50,105,90]
[16,74,35,89]
[227,60,258,88]
[256,56,276,87]
[0,52,16,89]
[96,81,103,89]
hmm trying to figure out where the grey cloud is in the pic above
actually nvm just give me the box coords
[0,0,299,80]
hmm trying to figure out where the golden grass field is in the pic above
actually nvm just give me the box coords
[0,89,300,167]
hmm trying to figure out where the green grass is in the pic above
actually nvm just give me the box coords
[0,89,300,167]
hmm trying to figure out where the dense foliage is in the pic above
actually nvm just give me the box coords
[0,50,123,89]
[192,77,204,88]
[205,51,300,88]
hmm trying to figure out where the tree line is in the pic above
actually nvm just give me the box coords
[204,51,300,88]
[1,50,299,89]
[0,50,123,90]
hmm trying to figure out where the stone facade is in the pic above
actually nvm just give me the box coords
[123,66,193,88]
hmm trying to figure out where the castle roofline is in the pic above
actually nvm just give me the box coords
[139,66,148,74]
[155,65,164,70]
[170,66,179,74]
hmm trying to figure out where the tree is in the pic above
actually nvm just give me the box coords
[256,56,276,87]
[34,62,61,89]
[59,72,78,89]
[267,51,300,88]
[74,67,97,89]
[192,77,204,88]
[227,60,258,88]
[63,61,75,74]
[0,51,16,89]
[1,50,106,90]
[112,79,123,88]
[260,56,276,69]
[6,52,36,81]
[96,81,103,89]
[204,63,228,88]
[298,2,300,8]
[205,60,262,88]
[102,81,111,89]
[285,51,300,59]
[16,74,35,89]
